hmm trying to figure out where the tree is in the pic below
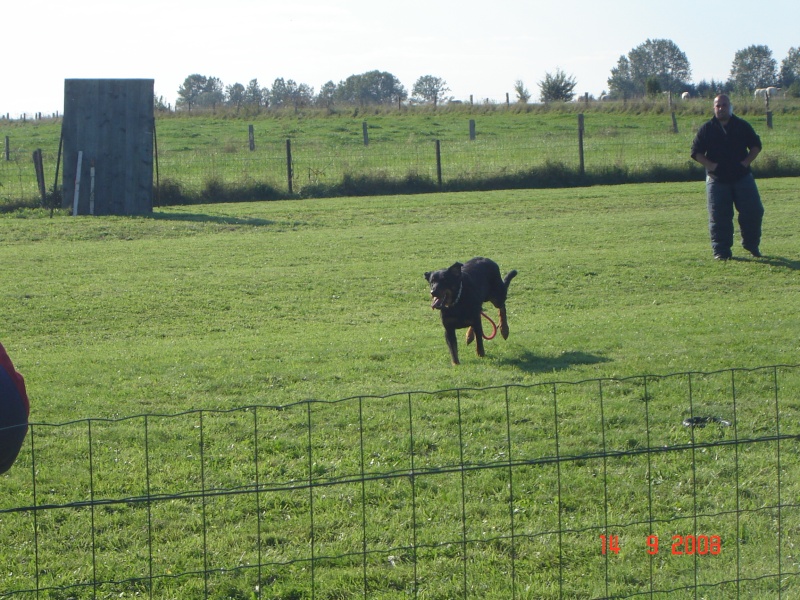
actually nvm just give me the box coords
[176,74,208,111]
[226,83,246,111]
[513,80,531,104]
[153,95,169,112]
[267,78,314,110]
[317,81,337,109]
[365,71,407,105]
[728,45,778,92]
[630,39,691,93]
[607,56,637,99]
[608,39,691,97]
[695,79,729,99]
[538,69,577,102]
[335,71,406,106]
[269,78,290,108]
[780,47,800,88]
[645,77,662,97]
[288,82,315,111]
[197,77,225,109]
[411,75,450,106]
[244,79,264,108]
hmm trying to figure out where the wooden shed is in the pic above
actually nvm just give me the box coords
[61,79,154,215]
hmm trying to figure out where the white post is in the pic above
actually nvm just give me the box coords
[89,160,96,215]
[73,151,83,216]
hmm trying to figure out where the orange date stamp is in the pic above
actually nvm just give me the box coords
[600,534,722,556]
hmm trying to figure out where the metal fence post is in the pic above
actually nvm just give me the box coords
[286,139,293,194]
[578,114,585,177]
[435,140,442,187]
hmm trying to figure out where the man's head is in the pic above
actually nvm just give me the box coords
[714,94,732,123]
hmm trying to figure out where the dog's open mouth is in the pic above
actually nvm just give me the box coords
[430,291,451,309]
[431,296,446,310]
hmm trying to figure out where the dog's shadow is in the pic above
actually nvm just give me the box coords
[149,212,278,226]
[498,349,611,373]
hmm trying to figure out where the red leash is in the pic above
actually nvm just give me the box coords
[481,312,498,340]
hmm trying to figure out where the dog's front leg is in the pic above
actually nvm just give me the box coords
[498,306,509,339]
[444,328,460,365]
[472,322,485,357]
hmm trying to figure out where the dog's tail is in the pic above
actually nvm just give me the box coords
[503,270,518,289]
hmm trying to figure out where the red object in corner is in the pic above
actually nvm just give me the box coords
[0,341,29,417]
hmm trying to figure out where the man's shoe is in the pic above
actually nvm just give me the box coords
[745,246,762,258]
[714,253,731,261]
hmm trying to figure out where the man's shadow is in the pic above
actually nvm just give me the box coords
[756,255,800,270]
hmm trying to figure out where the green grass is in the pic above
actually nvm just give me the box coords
[1,179,799,598]
[2,179,798,418]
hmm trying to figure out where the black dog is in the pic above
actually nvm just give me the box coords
[424,257,517,365]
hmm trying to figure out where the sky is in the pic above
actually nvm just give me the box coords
[2,0,797,117]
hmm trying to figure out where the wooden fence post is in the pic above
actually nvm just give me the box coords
[32,149,47,206]
[578,114,585,177]
[248,125,255,151]
[671,112,678,134]
[469,120,476,141]
[435,140,442,187]
[286,139,293,194]
[362,121,369,146]
[52,130,64,217]
[767,111,773,129]
[4,136,8,161]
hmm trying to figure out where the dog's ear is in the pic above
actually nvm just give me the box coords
[448,262,463,276]
[424,271,432,282]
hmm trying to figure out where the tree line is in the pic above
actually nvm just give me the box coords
[606,40,800,100]
[167,40,800,111]
[170,72,450,112]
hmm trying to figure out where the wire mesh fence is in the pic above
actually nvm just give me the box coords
[2,365,799,599]
[2,109,800,207]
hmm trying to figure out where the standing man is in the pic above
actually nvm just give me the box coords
[0,341,29,475]
[691,94,764,260]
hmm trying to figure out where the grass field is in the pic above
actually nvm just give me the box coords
[1,179,799,598]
